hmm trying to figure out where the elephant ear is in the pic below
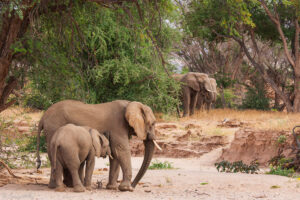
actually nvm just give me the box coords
[125,102,156,140]
[210,78,217,92]
[91,129,101,158]
[183,72,200,91]
[99,133,109,150]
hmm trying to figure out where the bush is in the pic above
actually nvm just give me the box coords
[267,166,295,177]
[18,135,47,153]
[215,89,237,108]
[241,87,270,110]
[215,160,259,174]
[148,160,174,170]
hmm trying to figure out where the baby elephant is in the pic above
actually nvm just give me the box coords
[50,124,111,192]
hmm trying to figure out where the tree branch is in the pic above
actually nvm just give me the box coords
[259,0,295,67]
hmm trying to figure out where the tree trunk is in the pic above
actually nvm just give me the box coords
[220,87,226,108]
[293,70,300,112]
[0,9,31,113]
[235,38,294,112]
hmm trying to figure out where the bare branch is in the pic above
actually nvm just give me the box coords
[259,0,295,67]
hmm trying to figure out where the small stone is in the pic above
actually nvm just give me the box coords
[144,189,151,193]
[17,126,31,132]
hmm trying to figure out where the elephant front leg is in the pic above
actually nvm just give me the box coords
[182,86,191,117]
[106,155,120,190]
[115,144,133,192]
[84,156,95,191]
[190,91,199,116]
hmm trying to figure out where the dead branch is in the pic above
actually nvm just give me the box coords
[0,159,20,179]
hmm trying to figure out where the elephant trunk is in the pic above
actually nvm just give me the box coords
[131,139,154,188]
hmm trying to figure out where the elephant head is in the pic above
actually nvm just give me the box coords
[125,101,161,188]
[90,129,112,159]
[182,72,213,93]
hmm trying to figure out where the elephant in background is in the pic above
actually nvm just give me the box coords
[173,72,214,117]
[50,124,111,192]
[37,100,161,192]
[196,77,217,111]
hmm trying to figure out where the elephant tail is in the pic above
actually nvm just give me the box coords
[36,120,43,169]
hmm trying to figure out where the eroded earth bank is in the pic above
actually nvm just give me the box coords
[1,109,300,199]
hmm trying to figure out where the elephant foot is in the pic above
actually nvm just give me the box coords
[85,186,92,191]
[55,186,66,192]
[73,185,85,193]
[63,178,73,188]
[48,180,56,189]
[106,183,118,190]
[118,181,133,192]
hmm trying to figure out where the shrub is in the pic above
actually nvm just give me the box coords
[18,135,47,153]
[241,87,270,110]
[148,160,174,170]
[215,160,259,174]
[215,89,238,108]
[267,166,295,177]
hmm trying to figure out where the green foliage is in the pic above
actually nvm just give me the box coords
[214,72,236,89]
[18,135,47,153]
[215,89,237,108]
[24,2,181,113]
[241,87,270,110]
[185,0,256,40]
[277,135,287,145]
[267,166,295,177]
[215,160,259,174]
[267,156,297,177]
[148,160,174,170]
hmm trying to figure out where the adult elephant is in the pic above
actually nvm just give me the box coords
[173,72,214,117]
[36,100,161,192]
[196,77,217,111]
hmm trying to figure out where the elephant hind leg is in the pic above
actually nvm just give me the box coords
[63,168,73,187]
[54,161,65,192]
[65,158,85,192]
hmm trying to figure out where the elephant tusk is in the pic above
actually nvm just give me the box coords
[153,140,162,151]
[109,154,114,160]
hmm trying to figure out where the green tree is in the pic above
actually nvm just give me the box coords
[0,0,181,113]
[24,2,181,112]
[185,0,300,112]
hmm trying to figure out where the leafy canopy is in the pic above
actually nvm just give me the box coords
[24,1,181,113]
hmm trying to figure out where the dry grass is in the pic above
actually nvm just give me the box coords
[0,106,42,122]
[157,109,300,132]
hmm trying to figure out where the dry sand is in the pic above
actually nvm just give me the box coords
[1,155,300,200]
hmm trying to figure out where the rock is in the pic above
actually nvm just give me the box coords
[156,123,177,129]
[185,123,201,130]
[17,126,31,133]
[217,119,245,128]
[144,189,151,193]
[177,130,192,142]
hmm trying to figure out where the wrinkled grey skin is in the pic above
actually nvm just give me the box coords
[173,72,213,117]
[50,124,111,192]
[37,100,157,192]
[196,78,217,112]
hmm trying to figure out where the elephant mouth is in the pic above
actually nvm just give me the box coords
[146,132,162,151]
[153,140,162,151]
